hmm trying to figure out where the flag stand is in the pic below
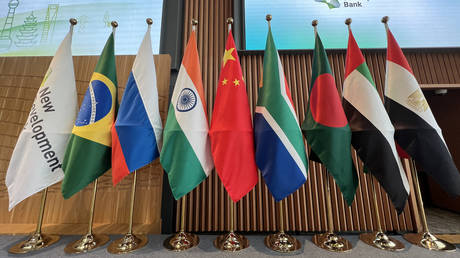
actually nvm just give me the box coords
[214,196,249,251]
[359,173,404,251]
[9,188,60,254]
[312,167,352,252]
[163,195,199,251]
[64,179,109,253]
[264,199,301,252]
[403,160,456,252]
[107,171,148,254]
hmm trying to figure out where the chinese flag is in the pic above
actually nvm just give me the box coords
[209,30,258,202]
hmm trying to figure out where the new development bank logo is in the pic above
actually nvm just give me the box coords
[315,0,367,9]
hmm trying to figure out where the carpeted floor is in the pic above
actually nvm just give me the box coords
[0,234,459,258]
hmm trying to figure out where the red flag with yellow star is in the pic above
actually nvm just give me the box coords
[209,30,258,202]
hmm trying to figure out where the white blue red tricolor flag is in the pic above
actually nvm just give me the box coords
[111,25,163,185]
[253,26,308,201]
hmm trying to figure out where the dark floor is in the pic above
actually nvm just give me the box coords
[426,207,460,234]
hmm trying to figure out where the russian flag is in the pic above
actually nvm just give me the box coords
[112,26,163,185]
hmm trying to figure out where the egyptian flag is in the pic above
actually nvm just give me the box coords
[384,26,460,197]
[342,27,410,213]
[111,25,163,185]
[301,31,358,206]
[254,25,308,201]
[209,30,258,202]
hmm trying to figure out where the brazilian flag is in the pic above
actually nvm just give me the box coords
[61,33,117,199]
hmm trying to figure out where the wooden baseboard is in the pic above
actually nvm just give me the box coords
[436,234,460,244]
[0,222,161,235]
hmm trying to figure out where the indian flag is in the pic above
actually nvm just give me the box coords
[160,29,214,200]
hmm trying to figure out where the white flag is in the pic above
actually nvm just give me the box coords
[6,27,77,210]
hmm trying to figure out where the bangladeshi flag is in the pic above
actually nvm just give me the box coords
[342,27,409,213]
[209,30,258,202]
[384,26,460,197]
[302,31,358,205]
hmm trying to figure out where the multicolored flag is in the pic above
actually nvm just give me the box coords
[112,26,163,185]
[160,29,214,200]
[209,30,258,202]
[384,26,460,197]
[302,30,358,206]
[61,32,117,199]
[6,27,77,210]
[342,27,409,213]
[254,26,308,201]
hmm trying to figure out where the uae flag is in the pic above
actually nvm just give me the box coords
[342,27,410,213]
[160,29,214,200]
[209,30,258,202]
[384,26,460,197]
[302,31,358,206]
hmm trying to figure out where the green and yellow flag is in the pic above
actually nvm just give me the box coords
[61,33,117,199]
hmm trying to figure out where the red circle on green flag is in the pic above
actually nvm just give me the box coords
[309,73,348,128]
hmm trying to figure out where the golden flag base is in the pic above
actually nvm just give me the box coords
[163,231,199,251]
[9,233,60,254]
[404,232,456,252]
[264,232,301,253]
[214,232,249,251]
[360,231,404,251]
[64,233,109,254]
[107,233,148,254]
[312,233,352,252]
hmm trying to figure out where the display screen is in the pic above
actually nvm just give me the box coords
[0,0,163,56]
[245,0,460,50]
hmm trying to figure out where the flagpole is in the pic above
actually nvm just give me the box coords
[162,18,201,253]
[341,16,404,251]
[108,170,148,253]
[403,159,456,251]
[64,178,109,253]
[312,164,352,252]
[8,18,81,254]
[360,173,405,251]
[212,17,249,252]
[8,188,61,254]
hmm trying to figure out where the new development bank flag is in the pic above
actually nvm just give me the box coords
[384,26,460,197]
[254,26,308,201]
[342,27,409,213]
[112,26,162,185]
[6,26,77,210]
[160,29,213,200]
[61,32,117,199]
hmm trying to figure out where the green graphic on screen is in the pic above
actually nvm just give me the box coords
[245,0,460,50]
[0,0,163,56]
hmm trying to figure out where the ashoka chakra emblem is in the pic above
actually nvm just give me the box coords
[176,88,197,112]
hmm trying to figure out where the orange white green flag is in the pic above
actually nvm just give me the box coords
[160,29,214,200]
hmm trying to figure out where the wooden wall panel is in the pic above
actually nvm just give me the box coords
[178,0,460,233]
[0,54,171,234]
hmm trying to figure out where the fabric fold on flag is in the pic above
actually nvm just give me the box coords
[61,32,117,199]
[6,28,77,210]
[342,28,409,213]
[254,26,308,202]
[384,27,460,197]
[209,30,258,202]
[112,26,163,185]
[302,31,358,206]
[160,30,214,200]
